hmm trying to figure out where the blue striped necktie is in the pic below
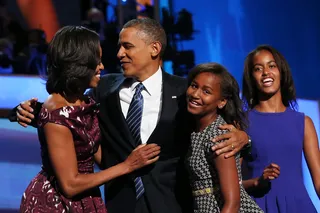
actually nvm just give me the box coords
[126,82,145,200]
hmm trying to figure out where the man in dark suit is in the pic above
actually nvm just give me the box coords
[90,18,193,213]
[13,18,250,213]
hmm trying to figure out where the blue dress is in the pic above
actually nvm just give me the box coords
[246,108,317,213]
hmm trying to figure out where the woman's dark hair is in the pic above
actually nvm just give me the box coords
[242,45,297,110]
[188,63,248,130]
[46,26,100,98]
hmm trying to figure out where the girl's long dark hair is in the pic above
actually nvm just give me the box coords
[242,45,297,110]
[188,63,248,130]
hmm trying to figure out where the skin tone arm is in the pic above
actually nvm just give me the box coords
[44,122,160,199]
[211,124,249,158]
[16,100,248,159]
[242,162,280,194]
[303,116,320,197]
[16,98,38,127]
[94,145,102,168]
[16,88,96,127]
[214,154,240,213]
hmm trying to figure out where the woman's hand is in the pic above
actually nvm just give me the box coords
[255,163,280,187]
[123,144,161,173]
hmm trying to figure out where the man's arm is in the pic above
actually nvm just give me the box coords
[44,122,160,198]
[10,87,97,128]
[8,98,42,128]
[240,136,253,161]
[211,124,250,158]
[9,74,118,128]
[85,88,98,102]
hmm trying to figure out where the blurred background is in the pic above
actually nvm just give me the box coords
[0,0,319,212]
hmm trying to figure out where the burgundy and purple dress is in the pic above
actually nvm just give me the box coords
[20,98,107,212]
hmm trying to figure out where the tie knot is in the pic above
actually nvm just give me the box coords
[135,83,145,94]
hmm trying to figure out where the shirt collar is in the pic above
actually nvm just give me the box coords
[131,66,162,96]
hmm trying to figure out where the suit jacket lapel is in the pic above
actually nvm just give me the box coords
[160,71,176,122]
[147,71,179,145]
[105,78,136,149]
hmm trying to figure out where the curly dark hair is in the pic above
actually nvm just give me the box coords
[46,26,100,98]
[123,18,167,57]
[242,45,297,110]
[188,63,248,130]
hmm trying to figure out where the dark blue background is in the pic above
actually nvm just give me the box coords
[173,0,320,99]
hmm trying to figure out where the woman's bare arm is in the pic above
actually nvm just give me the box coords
[242,159,280,194]
[94,145,102,168]
[303,116,320,197]
[214,154,240,213]
[44,123,160,198]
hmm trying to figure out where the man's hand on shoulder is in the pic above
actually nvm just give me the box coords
[16,98,38,127]
[211,124,249,158]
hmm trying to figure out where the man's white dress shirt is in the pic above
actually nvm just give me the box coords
[119,67,163,144]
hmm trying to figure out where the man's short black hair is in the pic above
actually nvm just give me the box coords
[123,18,167,57]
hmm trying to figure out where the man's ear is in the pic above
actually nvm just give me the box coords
[150,41,162,57]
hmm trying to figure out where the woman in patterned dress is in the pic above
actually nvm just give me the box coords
[185,63,263,213]
[20,26,161,212]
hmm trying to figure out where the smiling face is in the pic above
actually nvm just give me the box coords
[117,27,157,81]
[186,72,227,120]
[89,45,104,88]
[252,50,281,98]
